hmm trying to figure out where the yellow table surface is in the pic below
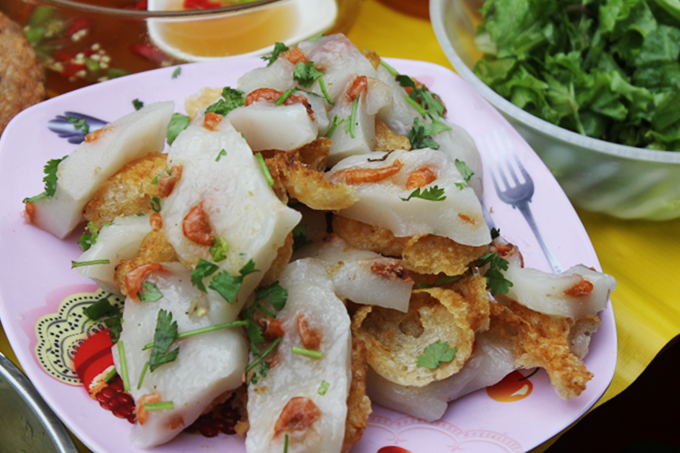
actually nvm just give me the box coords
[2,1,680,451]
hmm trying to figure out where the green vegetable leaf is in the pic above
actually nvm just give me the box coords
[42,156,67,198]
[416,340,457,369]
[216,149,227,162]
[104,315,123,344]
[255,281,288,311]
[191,259,219,293]
[150,197,161,212]
[262,42,289,66]
[477,252,513,296]
[293,61,324,88]
[292,224,312,250]
[206,87,246,116]
[172,67,181,79]
[138,282,163,302]
[149,309,179,372]
[400,185,446,202]
[166,113,190,145]
[408,117,441,150]
[209,259,259,304]
[83,297,119,320]
[78,221,100,251]
[455,159,474,182]
[132,99,144,110]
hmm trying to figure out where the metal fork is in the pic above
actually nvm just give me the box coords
[483,129,563,274]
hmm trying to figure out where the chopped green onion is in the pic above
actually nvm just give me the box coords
[325,115,344,138]
[347,94,360,139]
[319,77,334,105]
[104,367,117,383]
[118,340,130,392]
[283,434,289,453]
[255,153,274,186]
[142,320,250,350]
[151,168,171,185]
[216,149,227,162]
[172,67,181,79]
[275,89,295,106]
[246,336,282,373]
[71,259,110,268]
[137,361,149,390]
[210,236,229,262]
[380,60,399,76]
[292,346,323,359]
[150,196,161,212]
[143,401,174,411]
[318,380,330,395]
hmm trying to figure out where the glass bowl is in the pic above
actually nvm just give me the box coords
[0,0,363,96]
[431,0,680,221]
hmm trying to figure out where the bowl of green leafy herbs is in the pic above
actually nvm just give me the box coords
[431,0,680,220]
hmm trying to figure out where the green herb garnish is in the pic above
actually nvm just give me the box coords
[206,87,246,116]
[325,115,345,138]
[216,149,227,162]
[455,159,474,182]
[143,401,174,411]
[191,259,219,293]
[255,152,274,186]
[416,340,457,369]
[210,236,229,262]
[318,380,330,395]
[477,251,513,296]
[138,282,163,302]
[78,221,100,251]
[71,259,110,268]
[292,224,312,250]
[23,156,67,203]
[262,42,289,66]
[150,197,161,212]
[400,185,446,202]
[344,94,360,139]
[148,309,179,372]
[292,346,323,359]
[171,67,181,79]
[132,99,144,110]
[166,113,190,145]
[117,341,130,391]
[208,259,259,304]
[151,168,171,185]
[65,116,90,135]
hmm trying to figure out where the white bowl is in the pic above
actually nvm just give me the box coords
[431,0,680,220]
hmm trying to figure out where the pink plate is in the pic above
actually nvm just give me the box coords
[0,57,616,453]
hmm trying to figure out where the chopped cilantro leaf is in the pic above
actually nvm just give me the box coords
[191,259,219,292]
[24,156,69,204]
[455,182,467,190]
[455,159,474,182]
[400,185,446,202]
[138,282,163,302]
[309,33,324,42]
[132,99,144,110]
[477,252,513,296]
[417,340,457,369]
[150,197,161,212]
[292,224,312,250]
[206,87,245,116]
[65,116,90,135]
[171,67,181,79]
[216,149,227,162]
[78,221,100,251]
[262,42,289,66]
[83,297,118,320]
[490,228,501,240]
[148,309,179,372]
[408,117,450,150]
[396,74,416,90]
[245,320,265,355]
[209,259,259,304]
[104,315,122,344]
[255,281,287,311]
[210,236,229,262]
[293,61,324,88]
[166,113,190,145]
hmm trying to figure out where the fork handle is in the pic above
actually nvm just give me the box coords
[515,201,563,274]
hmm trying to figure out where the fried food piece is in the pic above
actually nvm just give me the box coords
[260,232,294,288]
[341,338,372,453]
[114,230,178,295]
[298,136,331,172]
[352,283,489,387]
[333,215,408,258]
[333,216,486,275]
[83,152,168,227]
[486,301,594,400]
[184,87,223,120]
[403,234,487,277]
[265,145,357,211]
[374,120,411,152]
[568,315,601,360]
[0,12,46,135]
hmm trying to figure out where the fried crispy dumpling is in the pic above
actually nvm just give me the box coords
[352,281,490,387]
